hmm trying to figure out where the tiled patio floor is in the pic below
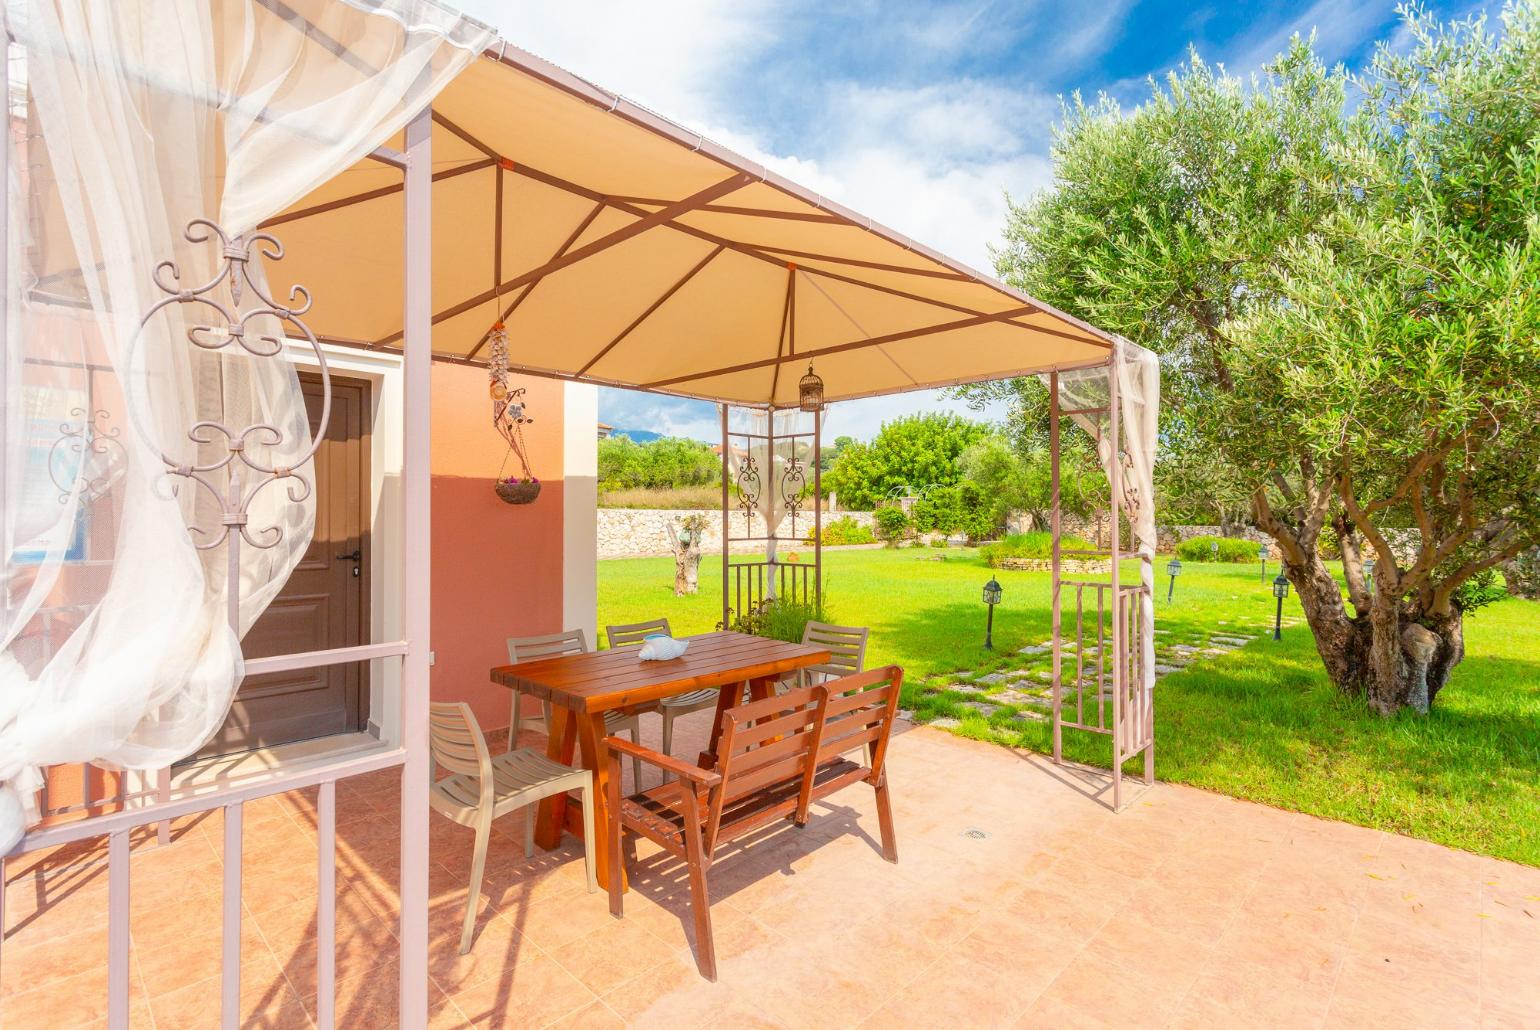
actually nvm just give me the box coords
[4,713,1537,1029]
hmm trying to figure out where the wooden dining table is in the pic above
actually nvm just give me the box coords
[489,630,831,891]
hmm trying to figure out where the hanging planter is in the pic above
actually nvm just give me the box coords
[486,321,541,504]
[495,477,541,504]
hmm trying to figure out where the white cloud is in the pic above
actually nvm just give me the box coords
[455,0,786,125]
[1222,0,1390,76]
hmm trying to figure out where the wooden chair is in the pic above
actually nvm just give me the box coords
[428,701,597,954]
[606,618,719,781]
[604,665,903,980]
[508,629,646,788]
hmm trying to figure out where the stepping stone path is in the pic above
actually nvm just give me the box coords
[1017,644,1049,655]
[929,717,961,730]
[960,701,1001,717]
[1211,635,1253,646]
[994,689,1052,708]
[977,672,1014,685]
[953,683,988,696]
[897,709,914,721]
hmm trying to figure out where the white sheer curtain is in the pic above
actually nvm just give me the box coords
[1045,341,1161,715]
[726,405,814,597]
[0,0,493,851]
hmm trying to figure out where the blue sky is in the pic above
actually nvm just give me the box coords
[457,0,1489,441]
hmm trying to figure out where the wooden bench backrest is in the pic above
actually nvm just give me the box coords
[709,665,903,850]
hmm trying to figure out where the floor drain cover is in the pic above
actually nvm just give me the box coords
[961,827,990,840]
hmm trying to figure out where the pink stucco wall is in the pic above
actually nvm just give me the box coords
[429,364,565,734]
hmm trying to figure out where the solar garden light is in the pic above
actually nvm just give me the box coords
[1210,540,1219,560]
[1364,557,1376,593]
[1258,543,1268,583]
[1272,573,1290,641]
[982,576,1002,649]
[1166,558,1182,602]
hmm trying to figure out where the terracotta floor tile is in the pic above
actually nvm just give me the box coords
[545,917,676,995]
[1170,964,1335,1028]
[449,949,599,1028]
[1016,954,1188,1028]
[146,952,310,1030]
[8,729,1536,1029]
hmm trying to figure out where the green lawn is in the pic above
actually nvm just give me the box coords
[599,547,1540,867]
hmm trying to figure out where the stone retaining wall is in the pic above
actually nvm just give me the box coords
[597,507,876,559]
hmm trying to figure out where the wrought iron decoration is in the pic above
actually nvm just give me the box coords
[129,218,329,627]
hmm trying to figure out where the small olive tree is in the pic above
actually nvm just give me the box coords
[996,6,1540,713]
[665,513,710,595]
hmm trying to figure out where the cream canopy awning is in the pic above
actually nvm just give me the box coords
[267,39,1117,407]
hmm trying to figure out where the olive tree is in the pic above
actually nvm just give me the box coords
[995,5,1540,713]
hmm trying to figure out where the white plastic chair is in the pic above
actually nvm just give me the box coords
[508,629,645,788]
[428,701,596,954]
[607,617,718,782]
[796,621,870,687]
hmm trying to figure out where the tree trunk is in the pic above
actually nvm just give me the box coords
[672,546,701,595]
[1259,496,1465,716]
[1282,548,1465,715]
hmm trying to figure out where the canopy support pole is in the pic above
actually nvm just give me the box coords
[398,101,433,1029]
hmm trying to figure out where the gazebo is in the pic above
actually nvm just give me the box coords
[0,2,1157,1026]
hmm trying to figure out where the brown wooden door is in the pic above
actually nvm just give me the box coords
[194,372,371,759]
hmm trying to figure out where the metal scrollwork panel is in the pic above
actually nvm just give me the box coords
[126,218,329,559]
[735,451,761,533]
[780,457,806,534]
[50,407,126,504]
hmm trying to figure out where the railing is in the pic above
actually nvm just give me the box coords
[1,110,435,1030]
[724,558,814,627]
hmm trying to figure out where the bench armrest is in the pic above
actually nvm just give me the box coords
[605,735,723,788]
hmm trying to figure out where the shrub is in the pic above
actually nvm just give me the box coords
[873,506,911,547]
[1453,569,1507,613]
[598,435,719,491]
[981,531,1094,567]
[1176,535,1263,563]
[806,516,876,546]
[730,594,826,642]
[911,481,1002,543]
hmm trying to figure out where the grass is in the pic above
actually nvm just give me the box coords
[599,547,1540,867]
[598,485,722,509]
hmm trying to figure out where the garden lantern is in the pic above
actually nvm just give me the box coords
[1166,558,1181,602]
[1258,544,1268,583]
[1210,540,1219,560]
[982,577,1002,649]
[798,361,824,412]
[1364,557,1376,593]
[1272,573,1290,640]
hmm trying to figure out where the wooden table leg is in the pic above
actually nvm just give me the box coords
[535,706,577,851]
[747,675,776,702]
[576,710,625,893]
[699,681,745,769]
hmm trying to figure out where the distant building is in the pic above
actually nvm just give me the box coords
[597,421,613,439]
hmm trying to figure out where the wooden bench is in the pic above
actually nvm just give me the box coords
[603,665,904,980]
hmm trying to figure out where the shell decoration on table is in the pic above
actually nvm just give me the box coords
[637,634,690,661]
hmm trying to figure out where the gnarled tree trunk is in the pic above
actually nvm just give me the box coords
[1282,547,1465,715]
[666,515,707,596]
[1255,481,1470,716]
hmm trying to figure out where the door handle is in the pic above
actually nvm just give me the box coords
[335,548,362,576]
